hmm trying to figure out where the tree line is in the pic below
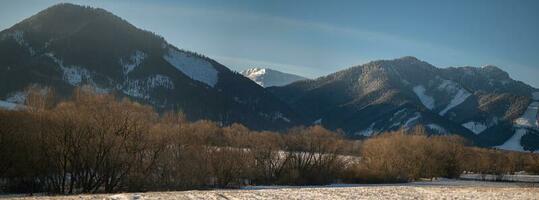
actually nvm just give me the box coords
[0,86,538,194]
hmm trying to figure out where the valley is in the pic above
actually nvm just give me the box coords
[1,3,538,151]
[0,2,539,199]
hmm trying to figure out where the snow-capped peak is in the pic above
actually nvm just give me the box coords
[243,67,266,77]
[241,67,307,87]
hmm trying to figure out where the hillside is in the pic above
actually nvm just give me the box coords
[0,3,299,130]
[270,57,539,151]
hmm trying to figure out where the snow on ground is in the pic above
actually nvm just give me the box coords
[163,48,218,87]
[533,91,539,101]
[462,121,488,134]
[313,118,322,125]
[120,50,147,75]
[413,85,435,110]
[6,91,26,104]
[496,129,528,152]
[8,180,539,200]
[107,194,133,200]
[0,100,18,110]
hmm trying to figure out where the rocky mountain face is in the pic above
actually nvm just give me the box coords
[241,68,307,87]
[0,3,299,130]
[269,57,539,151]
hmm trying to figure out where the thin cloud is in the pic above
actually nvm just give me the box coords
[171,5,461,56]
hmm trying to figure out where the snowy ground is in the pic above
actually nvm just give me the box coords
[0,100,18,110]
[533,92,539,101]
[460,173,539,182]
[5,179,539,200]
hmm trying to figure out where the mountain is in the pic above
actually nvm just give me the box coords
[0,3,300,130]
[2,4,538,152]
[269,56,539,152]
[241,68,307,87]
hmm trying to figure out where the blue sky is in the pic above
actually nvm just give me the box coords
[1,0,538,87]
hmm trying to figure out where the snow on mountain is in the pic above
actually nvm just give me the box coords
[497,92,539,152]
[4,30,35,55]
[404,112,422,127]
[242,68,266,86]
[120,50,147,75]
[241,68,307,87]
[412,79,471,116]
[46,53,93,86]
[496,129,528,152]
[269,56,537,150]
[258,111,292,123]
[163,47,218,87]
[462,121,488,134]
[514,102,539,128]
[413,85,435,110]
[356,123,376,137]
[437,80,472,116]
[426,124,447,134]
[121,74,175,100]
[61,66,93,86]
[0,3,302,131]
[274,112,291,123]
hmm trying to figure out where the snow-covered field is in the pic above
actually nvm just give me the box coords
[5,180,539,200]
[0,100,18,110]
[460,173,539,182]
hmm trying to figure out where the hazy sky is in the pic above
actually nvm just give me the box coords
[1,0,538,87]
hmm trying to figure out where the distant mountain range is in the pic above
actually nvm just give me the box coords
[1,3,537,152]
[241,68,307,87]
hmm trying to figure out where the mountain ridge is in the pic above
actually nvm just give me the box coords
[269,56,538,151]
[0,3,300,131]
